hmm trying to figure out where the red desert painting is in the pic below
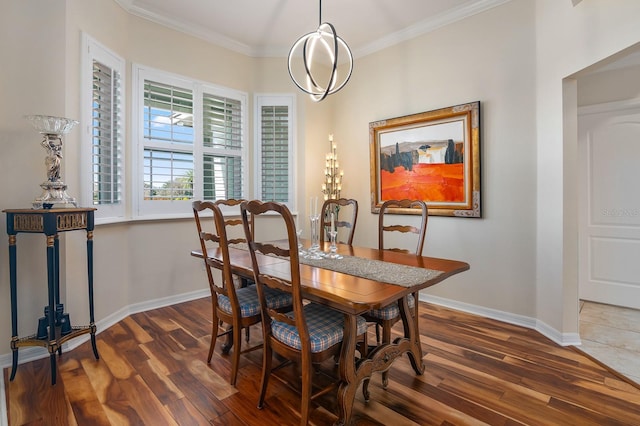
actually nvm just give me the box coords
[381,162,464,202]
[379,137,465,203]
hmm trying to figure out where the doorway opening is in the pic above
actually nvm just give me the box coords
[572,43,640,385]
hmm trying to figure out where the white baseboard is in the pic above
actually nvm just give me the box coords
[420,294,582,347]
[0,288,210,426]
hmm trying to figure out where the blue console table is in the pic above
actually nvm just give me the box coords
[4,207,99,385]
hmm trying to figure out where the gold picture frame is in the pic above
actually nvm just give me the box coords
[369,101,481,217]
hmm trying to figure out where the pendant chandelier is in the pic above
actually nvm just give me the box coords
[287,0,353,102]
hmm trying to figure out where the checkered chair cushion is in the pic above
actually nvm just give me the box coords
[271,303,368,353]
[367,294,415,321]
[218,286,292,318]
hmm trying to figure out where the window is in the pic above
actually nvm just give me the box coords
[133,65,247,217]
[202,94,243,200]
[81,34,125,221]
[255,94,295,208]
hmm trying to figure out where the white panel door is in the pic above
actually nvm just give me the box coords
[579,102,640,309]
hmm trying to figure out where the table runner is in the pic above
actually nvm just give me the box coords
[230,243,442,288]
[301,255,442,287]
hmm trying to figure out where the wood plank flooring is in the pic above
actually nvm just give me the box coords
[5,298,640,425]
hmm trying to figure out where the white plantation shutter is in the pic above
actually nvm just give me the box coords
[143,149,193,200]
[143,81,193,144]
[261,105,289,201]
[82,33,126,221]
[134,65,248,217]
[92,60,122,205]
[255,95,295,207]
[142,80,194,201]
[202,94,243,200]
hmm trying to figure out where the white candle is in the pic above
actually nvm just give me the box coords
[331,212,335,231]
[329,134,333,142]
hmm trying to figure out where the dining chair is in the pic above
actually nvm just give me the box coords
[240,200,368,426]
[213,198,255,288]
[319,198,358,246]
[366,199,428,387]
[377,199,428,255]
[192,200,292,386]
[210,199,255,344]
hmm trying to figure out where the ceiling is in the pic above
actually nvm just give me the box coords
[116,0,512,58]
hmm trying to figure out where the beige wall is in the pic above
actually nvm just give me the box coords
[3,0,640,362]
[329,0,538,317]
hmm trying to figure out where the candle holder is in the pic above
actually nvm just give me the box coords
[305,214,323,259]
[25,115,79,209]
[326,230,343,259]
[321,134,344,201]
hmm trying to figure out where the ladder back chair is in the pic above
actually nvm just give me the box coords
[378,199,428,255]
[213,199,256,344]
[366,199,428,387]
[192,200,292,386]
[319,198,358,246]
[214,198,254,287]
[240,200,368,426]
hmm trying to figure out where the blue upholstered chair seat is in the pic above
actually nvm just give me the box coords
[219,286,292,317]
[367,294,415,321]
[271,303,367,353]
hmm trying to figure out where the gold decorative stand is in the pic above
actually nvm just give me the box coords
[4,207,99,385]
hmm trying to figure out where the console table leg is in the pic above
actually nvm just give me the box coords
[10,348,18,381]
[9,237,18,381]
[50,353,56,385]
[91,332,100,359]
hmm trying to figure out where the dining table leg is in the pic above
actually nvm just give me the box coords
[336,313,358,426]
[335,295,426,425]
[399,291,425,375]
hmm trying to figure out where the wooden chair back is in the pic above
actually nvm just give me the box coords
[192,200,225,295]
[320,198,358,245]
[378,199,428,255]
[213,198,253,245]
[240,200,308,351]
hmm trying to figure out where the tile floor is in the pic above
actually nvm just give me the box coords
[579,300,640,384]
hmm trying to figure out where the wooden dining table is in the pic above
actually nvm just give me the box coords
[192,241,469,426]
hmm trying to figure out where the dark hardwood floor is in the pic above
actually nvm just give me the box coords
[5,298,640,425]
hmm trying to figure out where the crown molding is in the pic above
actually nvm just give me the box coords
[114,0,513,59]
[355,0,512,58]
[114,0,255,56]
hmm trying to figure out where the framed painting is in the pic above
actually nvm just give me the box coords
[369,101,481,217]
